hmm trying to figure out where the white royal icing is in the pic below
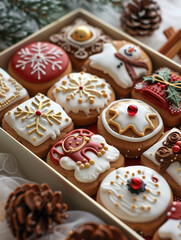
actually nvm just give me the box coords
[52,72,112,115]
[4,93,72,146]
[99,166,171,223]
[54,134,120,183]
[0,68,27,111]
[101,99,163,142]
[158,219,181,240]
[143,128,181,187]
[89,43,147,89]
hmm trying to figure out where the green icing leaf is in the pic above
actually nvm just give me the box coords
[143,76,157,83]
[165,85,181,107]
[156,69,171,82]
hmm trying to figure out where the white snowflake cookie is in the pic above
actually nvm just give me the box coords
[97,165,172,236]
[97,98,164,158]
[84,41,152,97]
[47,72,115,126]
[2,93,73,158]
[46,129,124,196]
[8,42,71,95]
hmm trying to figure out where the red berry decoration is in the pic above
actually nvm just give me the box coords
[36,110,41,116]
[127,177,146,194]
[172,145,180,153]
[152,177,158,183]
[176,141,181,147]
[131,178,142,190]
[127,105,138,116]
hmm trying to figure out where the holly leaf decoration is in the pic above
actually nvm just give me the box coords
[143,69,171,84]
[143,76,157,83]
[156,69,171,82]
[165,85,181,107]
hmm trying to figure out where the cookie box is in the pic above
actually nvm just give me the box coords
[0,8,180,239]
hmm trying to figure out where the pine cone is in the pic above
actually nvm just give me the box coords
[121,0,162,36]
[5,183,68,240]
[65,222,127,240]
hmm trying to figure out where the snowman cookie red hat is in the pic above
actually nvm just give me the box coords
[132,67,181,127]
[84,40,152,98]
[47,72,115,126]
[153,202,181,240]
[141,128,181,196]
[46,129,124,196]
[97,166,173,236]
[2,93,73,158]
[50,18,111,71]
[8,42,72,95]
[97,98,164,158]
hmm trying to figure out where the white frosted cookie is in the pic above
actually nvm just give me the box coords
[141,128,181,196]
[97,98,164,158]
[0,68,29,122]
[2,93,73,158]
[46,129,124,196]
[97,165,172,236]
[47,72,115,126]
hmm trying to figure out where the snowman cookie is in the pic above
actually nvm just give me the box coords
[8,42,72,95]
[84,41,152,97]
[47,72,115,126]
[2,93,73,158]
[97,99,164,158]
[141,128,181,196]
[50,18,111,71]
[132,67,181,127]
[153,202,181,240]
[97,166,173,236]
[46,129,124,196]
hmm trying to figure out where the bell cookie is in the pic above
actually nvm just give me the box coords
[50,18,111,71]
[46,129,124,196]
[97,165,173,236]
[8,42,72,95]
[84,40,152,98]
[2,93,73,158]
[47,72,115,126]
[141,128,181,196]
[97,98,164,158]
[132,67,181,127]
[0,68,29,123]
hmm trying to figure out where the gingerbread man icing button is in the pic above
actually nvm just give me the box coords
[97,98,164,158]
[84,40,152,98]
[46,129,124,196]
[8,42,72,95]
[97,165,173,236]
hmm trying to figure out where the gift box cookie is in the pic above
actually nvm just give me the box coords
[97,166,173,236]
[153,202,181,240]
[50,18,111,71]
[46,129,124,196]
[0,68,29,123]
[97,99,164,158]
[2,93,73,158]
[132,67,181,127]
[141,128,181,196]
[47,72,115,126]
[84,40,152,98]
[8,42,72,95]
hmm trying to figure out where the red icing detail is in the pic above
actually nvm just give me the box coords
[157,82,161,86]
[79,86,83,90]
[172,145,180,153]
[50,129,104,165]
[130,178,142,190]
[36,110,41,116]
[152,177,158,183]
[176,141,181,147]
[161,85,166,90]
[128,47,134,53]
[11,42,69,83]
[167,202,181,220]
[127,105,138,116]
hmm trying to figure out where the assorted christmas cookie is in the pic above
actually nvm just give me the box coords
[97,98,164,158]
[0,68,29,122]
[153,202,181,240]
[84,40,152,97]
[141,128,181,196]
[49,18,111,71]
[47,72,115,126]
[2,93,73,158]
[132,67,181,127]
[46,129,124,196]
[97,166,173,236]
[8,42,72,95]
